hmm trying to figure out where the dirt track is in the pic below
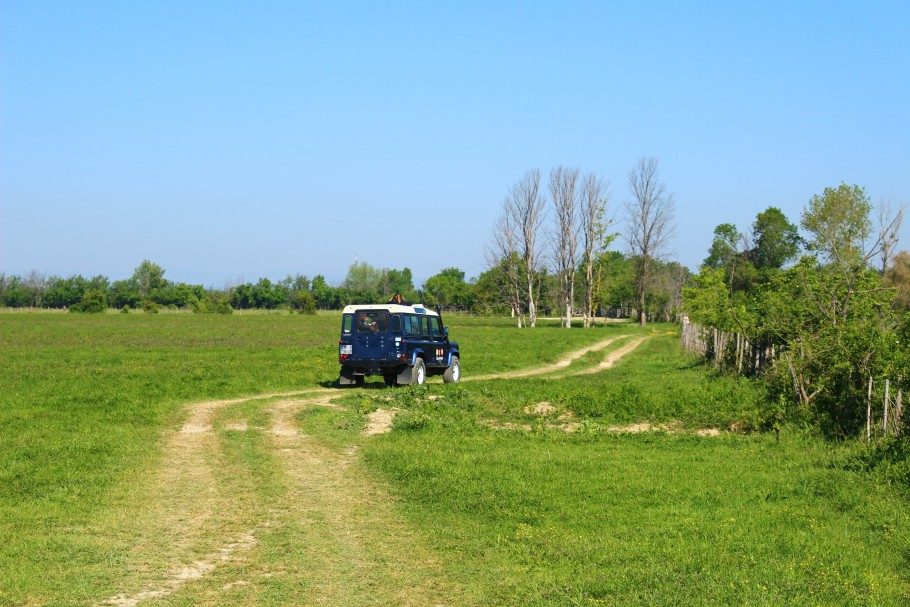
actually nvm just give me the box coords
[99,334,650,605]
[469,335,628,381]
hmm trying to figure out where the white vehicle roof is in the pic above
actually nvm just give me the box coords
[342,303,438,316]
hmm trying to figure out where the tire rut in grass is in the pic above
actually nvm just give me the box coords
[469,335,628,380]
[567,335,651,376]
[99,389,332,606]
[101,390,460,606]
[267,398,460,606]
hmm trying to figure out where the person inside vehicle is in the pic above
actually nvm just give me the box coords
[360,313,378,333]
[388,293,411,305]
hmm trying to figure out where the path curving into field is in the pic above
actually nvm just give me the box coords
[469,335,627,381]
[99,332,644,605]
[567,335,650,376]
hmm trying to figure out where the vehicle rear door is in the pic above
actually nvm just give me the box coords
[351,310,393,362]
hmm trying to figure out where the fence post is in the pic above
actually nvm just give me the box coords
[884,379,890,434]
[866,376,873,442]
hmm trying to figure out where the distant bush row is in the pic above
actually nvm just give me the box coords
[2,254,678,319]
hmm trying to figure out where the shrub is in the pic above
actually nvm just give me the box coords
[120,305,130,314]
[70,290,107,314]
[294,291,317,315]
[140,299,159,314]
[214,298,233,315]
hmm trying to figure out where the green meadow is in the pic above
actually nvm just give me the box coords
[1,312,908,606]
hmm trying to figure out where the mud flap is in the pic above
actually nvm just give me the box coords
[339,367,358,386]
[396,366,413,385]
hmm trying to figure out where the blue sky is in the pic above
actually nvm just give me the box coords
[2,1,908,287]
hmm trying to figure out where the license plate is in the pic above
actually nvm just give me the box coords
[340,345,352,355]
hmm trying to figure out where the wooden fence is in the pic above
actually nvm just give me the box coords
[680,317,905,438]
[680,317,774,377]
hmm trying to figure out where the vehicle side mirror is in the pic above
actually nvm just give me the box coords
[443,327,449,338]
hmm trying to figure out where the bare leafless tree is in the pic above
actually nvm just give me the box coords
[488,211,525,327]
[625,157,675,326]
[549,166,580,328]
[504,170,546,327]
[579,172,611,327]
[876,201,905,273]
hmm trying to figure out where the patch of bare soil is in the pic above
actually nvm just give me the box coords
[524,401,556,416]
[606,422,671,433]
[696,428,722,437]
[471,335,626,381]
[223,421,248,432]
[363,408,399,436]
[570,335,650,375]
[481,416,580,433]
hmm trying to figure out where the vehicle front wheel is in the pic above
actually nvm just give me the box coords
[443,356,460,383]
[411,359,426,386]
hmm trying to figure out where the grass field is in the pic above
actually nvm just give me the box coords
[1,312,908,606]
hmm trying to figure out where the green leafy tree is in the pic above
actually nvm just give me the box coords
[108,279,140,308]
[311,275,337,309]
[132,260,167,298]
[703,224,742,270]
[750,207,801,270]
[342,262,383,293]
[383,268,417,301]
[594,251,636,316]
[45,275,88,308]
[801,183,872,268]
[683,267,733,329]
[423,267,474,311]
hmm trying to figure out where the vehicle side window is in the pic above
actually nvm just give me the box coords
[342,314,353,334]
[403,315,421,336]
[419,316,430,336]
[391,314,401,333]
[428,316,441,337]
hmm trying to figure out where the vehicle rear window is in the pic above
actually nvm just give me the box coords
[356,311,389,333]
[391,315,401,332]
[342,314,353,334]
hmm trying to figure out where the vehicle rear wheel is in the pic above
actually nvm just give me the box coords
[383,371,397,387]
[411,359,426,386]
[443,356,460,383]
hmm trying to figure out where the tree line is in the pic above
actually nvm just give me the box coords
[0,251,669,318]
[683,183,909,437]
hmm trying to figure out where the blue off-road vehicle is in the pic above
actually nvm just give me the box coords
[337,303,460,386]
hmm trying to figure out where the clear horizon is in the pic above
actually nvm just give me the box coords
[2,1,908,287]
